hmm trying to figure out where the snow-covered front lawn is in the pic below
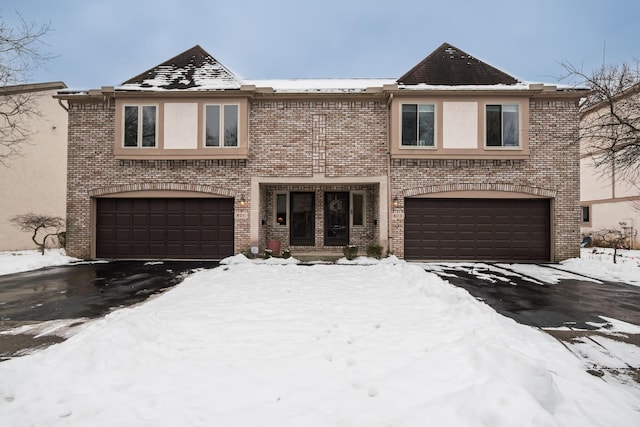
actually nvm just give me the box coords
[557,247,640,287]
[0,255,638,426]
[0,249,79,276]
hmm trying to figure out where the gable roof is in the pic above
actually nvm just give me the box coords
[120,45,242,90]
[397,43,520,86]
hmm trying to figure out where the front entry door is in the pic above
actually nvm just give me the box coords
[290,192,315,246]
[324,192,349,246]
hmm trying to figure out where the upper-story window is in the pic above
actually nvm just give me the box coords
[123,105,157,148]
[205,104,239,147]
[401,103,435,147]
[115,98,248,159]
[486,104,519,147]
[390,97,529,160]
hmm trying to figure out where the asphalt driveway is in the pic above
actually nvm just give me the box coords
[422,262,640,384]
[0,260,217,360]
[422,263,640,329]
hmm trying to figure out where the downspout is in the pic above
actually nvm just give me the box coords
[386,92,394,254]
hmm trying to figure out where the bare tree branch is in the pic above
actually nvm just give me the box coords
[589,228,631,264]
[561,60,640,179]
[10,213,65,255]
[0,13,51,166]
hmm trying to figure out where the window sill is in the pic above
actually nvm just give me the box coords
[114,147,249,160]
[400,145,437,149]
[391,148,529,160]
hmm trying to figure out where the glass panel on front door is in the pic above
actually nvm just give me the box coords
[324,192,349,246]
[290,192,315,246]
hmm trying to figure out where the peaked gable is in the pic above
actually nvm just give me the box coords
[398,43,519,86]
[121,45,242,90]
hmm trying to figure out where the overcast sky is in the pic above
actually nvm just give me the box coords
[2,0,638,89]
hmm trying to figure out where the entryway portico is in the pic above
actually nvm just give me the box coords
[249,175,389,256]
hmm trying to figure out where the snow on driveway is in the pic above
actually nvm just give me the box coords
[0,257,637,426]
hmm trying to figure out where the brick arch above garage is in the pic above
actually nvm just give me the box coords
[88,182,237,198]
[402,183,557,199]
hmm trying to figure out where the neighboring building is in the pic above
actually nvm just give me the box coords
[56,43,584,262]
[0,82,68,251]
[580,83,640,249]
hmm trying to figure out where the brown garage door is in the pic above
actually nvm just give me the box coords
[404,198,550,261]
[96,198,234,259]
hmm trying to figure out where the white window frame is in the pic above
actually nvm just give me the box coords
[204,103,240,148]
[274,191,289,227]
[484,103,521,149]
[400,103,436,148]
[350,191,366,228]
[122,104,158,148]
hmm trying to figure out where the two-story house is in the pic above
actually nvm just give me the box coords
[57,43,584,262]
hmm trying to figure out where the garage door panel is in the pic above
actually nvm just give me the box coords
[116,214,131,226]
[132,229,148,240]
[149,215,166,226]
[97,198,234,259]
[149,200,167,211]
[117,199,133,210]
[405,198,550,261]
[182,245,200,255]
[117,242,133,254]
[184,214,201,226]
[98,213,116,225]
[201,215,219,226]
[132,199,147,209]
[148,229,165,241]
[217,230,234,241]
[183,230,200,240]
[166,229,184,241]
[132,214,148,226]
[167,214,184,226]
[115,229,132,240]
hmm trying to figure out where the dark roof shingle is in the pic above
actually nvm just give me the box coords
[397,43,520,86]
[121,45,242,90]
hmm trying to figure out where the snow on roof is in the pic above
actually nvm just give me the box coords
[396,82,532,91]
[62,44,578,95]
[245,78,396,93]
[119,45,242,91]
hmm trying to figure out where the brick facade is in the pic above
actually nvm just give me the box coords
[388,98,581,261]
[63,83,581,262]
[65,97,389,258]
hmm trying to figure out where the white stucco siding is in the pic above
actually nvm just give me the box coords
[580,157,612,201]
[163,103,198,149]
[442,102,478,149]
